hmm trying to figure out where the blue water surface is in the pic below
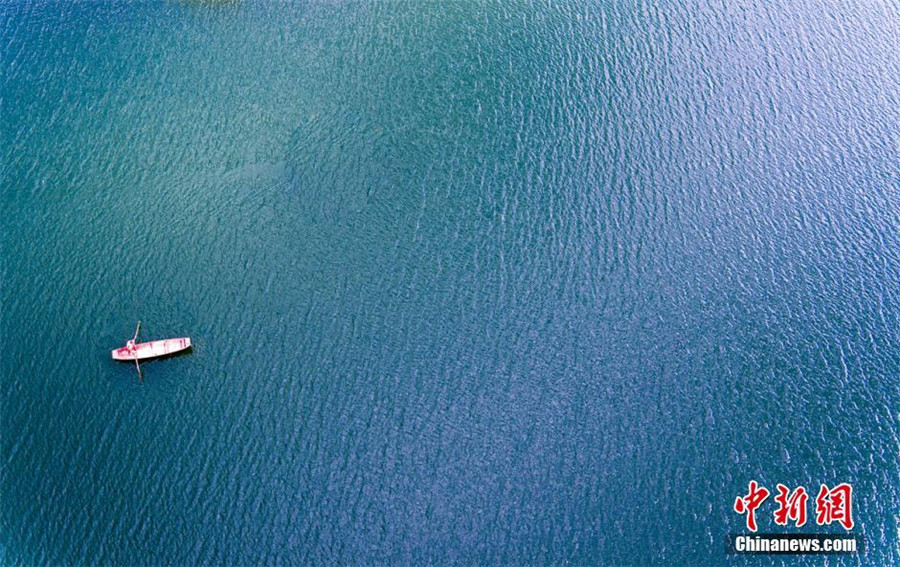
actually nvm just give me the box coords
[2,1,898,565]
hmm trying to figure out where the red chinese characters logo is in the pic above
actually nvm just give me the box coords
[734,480,770,532]
[815,483,854,530]
[734,481,854,532]
[774,484,808,527]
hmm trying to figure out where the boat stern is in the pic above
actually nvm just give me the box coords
[111,347,134,361]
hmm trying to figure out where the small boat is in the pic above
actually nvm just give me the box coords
[112,321,191,380]
[111,337,192,361]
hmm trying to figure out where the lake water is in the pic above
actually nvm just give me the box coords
[2,1,898,565]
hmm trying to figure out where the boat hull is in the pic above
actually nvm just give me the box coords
[111,338,191,361]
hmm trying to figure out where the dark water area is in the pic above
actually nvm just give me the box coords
[2,1,898,565]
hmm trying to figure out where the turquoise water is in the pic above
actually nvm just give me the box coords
[2,1,898,565]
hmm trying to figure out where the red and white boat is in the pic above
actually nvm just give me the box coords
[112,322,191,380]
[111,337,191,361]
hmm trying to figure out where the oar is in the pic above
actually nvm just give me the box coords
[133,321,142,382]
